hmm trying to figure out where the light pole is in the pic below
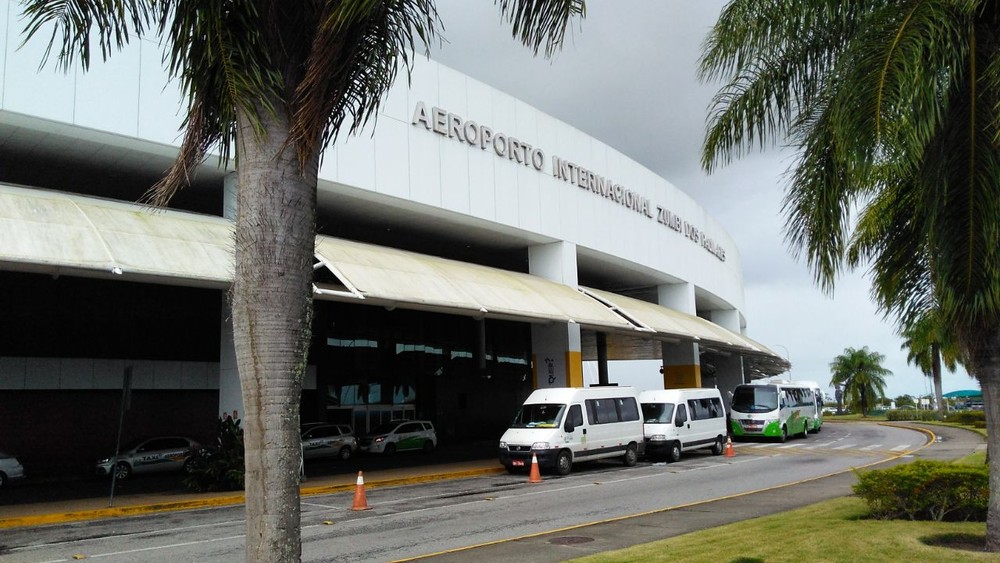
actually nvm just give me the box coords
[773,344,791,380]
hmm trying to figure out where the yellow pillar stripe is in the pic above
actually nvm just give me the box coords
[662,364,701,389]
[566,350,583,388]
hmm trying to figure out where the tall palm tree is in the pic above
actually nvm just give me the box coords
[699,0,1000,549]
[829,346,892,416]
[20,1,585,559]
[899,308,962,416]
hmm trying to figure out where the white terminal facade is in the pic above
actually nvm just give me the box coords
[0,1,784,473]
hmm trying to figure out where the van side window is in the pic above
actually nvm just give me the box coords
[687,398,724,421]
[674,404,688,426]
[710,398,723,418]
[567,404,583,428]
[618,397,640,421]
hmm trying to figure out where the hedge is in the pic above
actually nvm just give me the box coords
[853,460,988,521]
[885,409,940,422]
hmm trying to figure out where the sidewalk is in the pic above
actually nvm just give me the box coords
[0,459,505,529]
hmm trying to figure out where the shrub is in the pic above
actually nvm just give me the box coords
[885,409,940,422]
[946,411,986,426]
[853,460,988,521]
[184,413,245,492]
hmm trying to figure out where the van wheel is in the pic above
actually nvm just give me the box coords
[668,442,682,463]
[711,436,724,456]
[555,450,572,475]
[623,443,638,467]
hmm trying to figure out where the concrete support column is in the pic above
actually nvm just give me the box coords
[707,308,745,391]
[708,308,741,334]
[712,353,744,400]
[218,172,243,418]
[658,283,701,389]
[529,242,583,388]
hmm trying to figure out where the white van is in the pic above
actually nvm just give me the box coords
[639,388,728,462]
[498,386,645,475]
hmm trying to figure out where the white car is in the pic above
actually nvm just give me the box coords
[96,436,200,480]
[301,424,357,461]
[0,452,26,487]
[359,420,437,454]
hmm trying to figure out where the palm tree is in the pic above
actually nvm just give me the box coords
[829,347,892,416]
[699,1,1000,549]
[20,1,585,559]
[899,308,962,416]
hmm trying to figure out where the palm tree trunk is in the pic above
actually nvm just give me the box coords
[932,343,944,416]
[975,332,1000,551]
[232,104,317,562]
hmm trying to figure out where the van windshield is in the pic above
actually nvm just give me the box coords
[510,403,566,428]
[641,403,675,423]
[731,385,779,413]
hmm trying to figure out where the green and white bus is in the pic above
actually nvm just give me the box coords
[729,379,823,442]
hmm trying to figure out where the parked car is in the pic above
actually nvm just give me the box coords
[301,424,357,461]
[359,420,436,454]
[0,452,26,487]
[95,436,201,480]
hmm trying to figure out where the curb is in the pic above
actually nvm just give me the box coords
[0,466,506,530]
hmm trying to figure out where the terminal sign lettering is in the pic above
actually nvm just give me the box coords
[412,101,726,262]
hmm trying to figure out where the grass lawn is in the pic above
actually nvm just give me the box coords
[570,496,997,563]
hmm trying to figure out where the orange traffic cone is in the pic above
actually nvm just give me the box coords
[724,436,735,458]
[528,453,542,484]
[351,471,372,511]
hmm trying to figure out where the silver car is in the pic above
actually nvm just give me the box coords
[301,424,357,461]
[96,436,200,480]
[0,452,25,487]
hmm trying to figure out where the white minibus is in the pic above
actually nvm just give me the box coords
[498,386,644,475]
[639,388,728,462]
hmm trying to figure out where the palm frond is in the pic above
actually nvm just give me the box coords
[496,0,585,58]
[288,0,439,168]
[20,0,153,71]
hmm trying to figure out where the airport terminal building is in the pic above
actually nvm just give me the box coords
[0,3,784,473]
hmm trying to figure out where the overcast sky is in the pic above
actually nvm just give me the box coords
[427,0,976,400]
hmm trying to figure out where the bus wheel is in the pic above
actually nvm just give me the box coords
[799,422,809,438]
[556,450,572,475]
[668,442,682,463]
[779,426,787,443]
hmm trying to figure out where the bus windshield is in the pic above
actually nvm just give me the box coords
[731,385,779,414]
[510,403,566,428]
[641,403,675,424]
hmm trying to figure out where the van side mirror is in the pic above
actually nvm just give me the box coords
[564,420,575,433]
[674,412,687,426]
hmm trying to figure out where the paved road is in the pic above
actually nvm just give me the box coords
[3,421,977,562]
[414,422,984,562]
